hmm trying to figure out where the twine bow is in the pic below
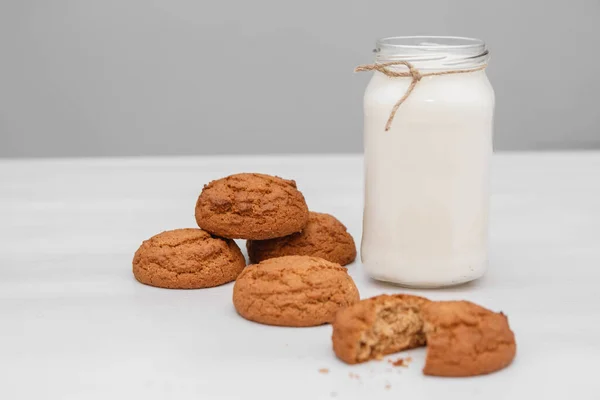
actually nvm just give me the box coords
[355,61,487,131]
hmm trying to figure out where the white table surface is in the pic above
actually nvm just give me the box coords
[1,152,599,400]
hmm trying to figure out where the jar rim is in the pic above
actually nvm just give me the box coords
[377,36,485,50]
[374,36,489,68]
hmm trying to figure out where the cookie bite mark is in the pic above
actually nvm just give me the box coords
[332,294,430,364]
[195,173,309,240]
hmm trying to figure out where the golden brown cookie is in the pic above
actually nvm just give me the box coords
[247,212,356,266]
[132,228,245,289]
[422,301,516,377]
[331,294,430,364]
[233,255,360,327]
[195,173,309,240]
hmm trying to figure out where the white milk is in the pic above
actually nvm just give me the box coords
[360,37,494,288]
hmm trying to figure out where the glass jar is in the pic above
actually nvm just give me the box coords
[360,36,494,288]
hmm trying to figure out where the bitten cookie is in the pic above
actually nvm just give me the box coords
[132,228,245,289]
[233,255,360,327]
[332,294,430,364]
[195,173,309,240]
[247,212,356,266]
[422,301,516,377]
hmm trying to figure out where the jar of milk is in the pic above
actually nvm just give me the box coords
[360,36,494,288]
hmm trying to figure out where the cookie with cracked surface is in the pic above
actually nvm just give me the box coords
[232,255,360,327]
[195,173,309,240]
[422,301,516,377]
[247,212,356,266]
[132,228,245,289]
[332,294,430,364]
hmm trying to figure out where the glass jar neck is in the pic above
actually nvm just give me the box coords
[374,36,489,71]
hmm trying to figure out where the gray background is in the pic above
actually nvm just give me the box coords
[1,0,598,158]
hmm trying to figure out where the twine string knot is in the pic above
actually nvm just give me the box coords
[355,61,486,131]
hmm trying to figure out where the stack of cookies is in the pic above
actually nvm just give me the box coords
[133,173,360,326]
[132,172,517,377]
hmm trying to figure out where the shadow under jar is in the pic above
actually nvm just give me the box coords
[360,36,494,288]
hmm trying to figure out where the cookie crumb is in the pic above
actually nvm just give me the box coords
[389,357,409,367]
[385,383,391,390]
[319,368,329,374]
[348,372,360,380]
